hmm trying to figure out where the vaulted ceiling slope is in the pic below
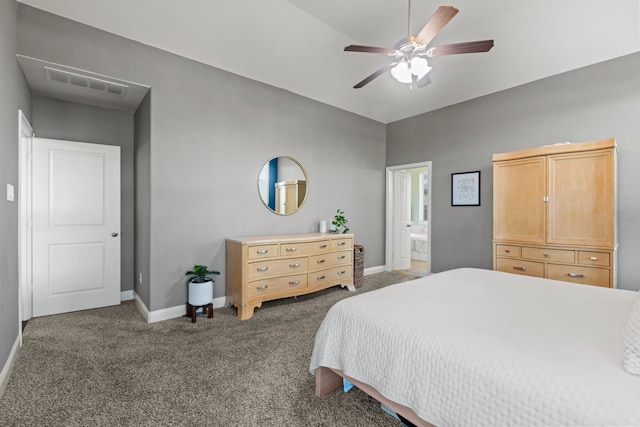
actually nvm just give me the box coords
[17,0,640,123]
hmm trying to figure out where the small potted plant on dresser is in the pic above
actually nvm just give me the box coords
[185,264,220,322]
[331,209,350,234]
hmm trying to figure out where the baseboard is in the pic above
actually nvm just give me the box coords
[134,292,227,323]
[0,335,20,400]
[364,265,386,275]
[133,293,150,321]
[120,290,134,301]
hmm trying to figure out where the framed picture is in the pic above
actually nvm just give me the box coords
[451,171,480,206]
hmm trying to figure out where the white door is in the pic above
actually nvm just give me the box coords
[393,171,412,270]
[32,138,121,317]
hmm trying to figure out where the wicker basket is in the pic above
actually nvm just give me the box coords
[353,244,364,288]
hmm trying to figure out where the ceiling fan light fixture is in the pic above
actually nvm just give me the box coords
[391,61,413,83]
[410,57,432,79]
[391,56,432,84]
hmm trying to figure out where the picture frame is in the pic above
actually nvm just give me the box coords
[451,171,481,206]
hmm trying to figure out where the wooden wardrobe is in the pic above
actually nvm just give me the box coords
[492,138,617,288]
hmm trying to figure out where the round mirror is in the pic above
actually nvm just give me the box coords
[258,156,308,215]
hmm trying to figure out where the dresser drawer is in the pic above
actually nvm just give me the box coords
[496,244,520,257]
[280,240,330,256]
[309,265,353,287]
[521,247,575,263]
[330,238,353,251]
[496,258,544,278]
[309,250,353,272]
[247,257,307,281]
[248,274,308,297]
[547,264,610,287]
[247,244,279,260]
[578,251,610,267]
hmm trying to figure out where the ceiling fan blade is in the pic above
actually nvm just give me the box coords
[428,40,494,56]
[415,6,459,46]
[344,45,398,55]
[353,62,397,89]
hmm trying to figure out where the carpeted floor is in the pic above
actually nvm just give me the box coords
[0,272,418,426]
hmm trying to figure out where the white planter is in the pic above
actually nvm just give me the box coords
[188,280,213,306]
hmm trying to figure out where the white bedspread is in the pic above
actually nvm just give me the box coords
[309,268,640,426]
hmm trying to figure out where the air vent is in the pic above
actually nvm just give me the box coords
[44,66,128,97]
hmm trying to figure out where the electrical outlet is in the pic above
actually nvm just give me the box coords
[138,272,143,285]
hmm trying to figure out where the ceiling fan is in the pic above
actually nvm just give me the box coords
[345,2,494,89]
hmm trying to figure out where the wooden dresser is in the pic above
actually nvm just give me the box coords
[226,233,354,320]
[492,138,617,288]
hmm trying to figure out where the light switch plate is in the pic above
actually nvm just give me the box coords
[6,183,14,202]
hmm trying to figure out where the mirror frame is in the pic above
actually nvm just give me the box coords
[258,156,309,215]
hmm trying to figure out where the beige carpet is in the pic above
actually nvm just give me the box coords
[0,272,418,426]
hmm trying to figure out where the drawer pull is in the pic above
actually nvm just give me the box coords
[337,242,346,246]
[316,259,325,264]
[257,267,269,272]
[256,249,269,254]
[289,280,300,286]
[319,244,328,249]
[256,285,268,290]
[286,247,297,252]
[590,256,598,261]
[504,249,510,253]
[337,255,346,260]
[513,266,527,271]
[568,273,586,278]
[337,271,346,276]
[543,253,549,258]
[316,275,326,281]
[289,263,301,268]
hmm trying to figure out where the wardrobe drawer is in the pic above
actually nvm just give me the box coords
[248,274,308,297]
[496,244,520,257]
[578,251,610,267]
[521,247,575,263]
[309,250,353,272]
[280,240,330,256]
[248,257,307,281]
[247,244,279,260]
[331,238,353,251]
[547,264,610,287]
[309,265,353,287]
[496,258,544,278]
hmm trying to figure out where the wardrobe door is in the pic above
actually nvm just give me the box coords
[547,149,615,247]
[493,156,546,244]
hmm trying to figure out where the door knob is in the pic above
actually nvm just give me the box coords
[111,232,119,237]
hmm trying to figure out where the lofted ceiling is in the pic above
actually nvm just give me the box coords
[17,0,640,123]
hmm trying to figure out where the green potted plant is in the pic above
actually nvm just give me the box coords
[331,209,350,234]
[185,264,220,306]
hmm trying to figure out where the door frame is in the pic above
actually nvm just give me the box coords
[18,110,34,344]
[385,161,432,273]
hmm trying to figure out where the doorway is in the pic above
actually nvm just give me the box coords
[386,162,432,276]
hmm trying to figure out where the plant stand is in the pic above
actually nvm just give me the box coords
[186,302,213,323]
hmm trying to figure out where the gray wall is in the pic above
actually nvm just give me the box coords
[387,53,640,291]
[18,5,386,311]
[0,0,32,376]
[31,95,135,292]
[134,91,151,306]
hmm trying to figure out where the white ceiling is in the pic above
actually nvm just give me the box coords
[17,0,640,123]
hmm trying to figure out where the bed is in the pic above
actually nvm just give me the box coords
[309,268,640,426]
